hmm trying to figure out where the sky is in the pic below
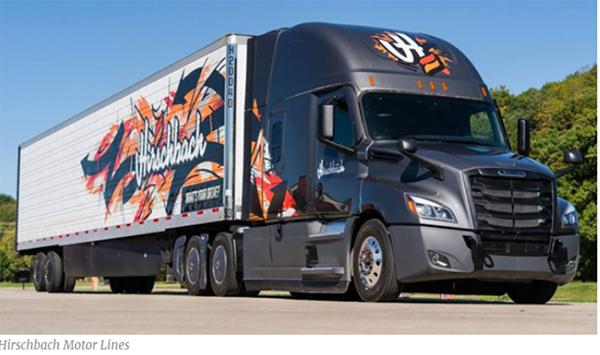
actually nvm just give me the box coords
[0,0,597,196]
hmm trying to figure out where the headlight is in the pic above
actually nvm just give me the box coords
[405,195,456,223]
[561,202,579,229]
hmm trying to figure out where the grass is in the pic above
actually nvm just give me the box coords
[1,280,596,303]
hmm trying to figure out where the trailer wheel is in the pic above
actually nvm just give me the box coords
[210,232,243,296]
[109,277,125,293]
[33,252,47,292]
[351,219,400,302]
[137,276,155,294]
[185,236,212,296]
[62,277,76,293]
[44,251,64,293]
[508,281,558,304]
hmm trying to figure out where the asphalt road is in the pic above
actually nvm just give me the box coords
[0,288,596,334]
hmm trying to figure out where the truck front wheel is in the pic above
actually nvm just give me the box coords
[508,280,558,304]
[352,219,400,302]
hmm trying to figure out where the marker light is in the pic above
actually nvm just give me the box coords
[481,86,488,97]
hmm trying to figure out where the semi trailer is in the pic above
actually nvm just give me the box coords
[16,23,583,303]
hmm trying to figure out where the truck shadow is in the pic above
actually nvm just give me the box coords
[66,290,570,305]
[257,293,569,305]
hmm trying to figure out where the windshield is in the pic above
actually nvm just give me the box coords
[362,93,507,148]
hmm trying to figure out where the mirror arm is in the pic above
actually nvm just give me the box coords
[555,163,581,179]
[401,150,444,180]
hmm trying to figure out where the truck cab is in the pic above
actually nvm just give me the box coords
[242,23,581,303]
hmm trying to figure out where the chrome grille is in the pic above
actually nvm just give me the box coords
[469,175,554,256]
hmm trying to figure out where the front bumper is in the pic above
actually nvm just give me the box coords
[389,225,579,286]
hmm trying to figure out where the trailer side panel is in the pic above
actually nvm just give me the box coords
[17,45,230,251]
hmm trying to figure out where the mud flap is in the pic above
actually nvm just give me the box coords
[199,233,209,290]
[173,236,187,283]
[548,239,568,275]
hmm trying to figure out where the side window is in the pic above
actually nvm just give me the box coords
[470,111,494,140]
[271,122,283,163]
[269,110,286,170]
[332,99,354,147]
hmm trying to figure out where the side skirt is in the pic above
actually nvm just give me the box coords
[63,235,163,278]
[243,217,357,293]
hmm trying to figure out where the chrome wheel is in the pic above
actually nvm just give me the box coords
[212,245,227,285]
[33,260,41,284]
[358,236,383,288]
[187,248,200,285]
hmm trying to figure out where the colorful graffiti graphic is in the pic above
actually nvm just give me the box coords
[248,100,298,221]
[81,57,226,222]
[372,31,453,76]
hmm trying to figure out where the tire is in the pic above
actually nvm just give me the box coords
[33,252,47,292]
[289,292,313,300]
[241,283,260,297]
[109,277,125,293]
[185,236,213,296]
[508,281,558,304]
[351,219,400,302]
[209,232,243,296]
[109,276,154,294]
[62,276,76,293]
[137,276,155,294]
[44,251,64,293]
[289,288,358,301]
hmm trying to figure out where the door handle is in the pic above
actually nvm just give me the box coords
[316,182,323,201]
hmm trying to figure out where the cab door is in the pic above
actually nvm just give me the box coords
[314,87,361,217]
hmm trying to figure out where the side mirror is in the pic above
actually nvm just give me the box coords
[319,104,334,140]
[398,138,418,153]
[397,138,444,180]
[555,150,584,179]
[517,119,530,156]
[564,150,583,165]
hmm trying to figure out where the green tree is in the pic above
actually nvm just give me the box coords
[0,230,33,282]
[0,194,16,223]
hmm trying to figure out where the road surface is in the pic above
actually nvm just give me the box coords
[0,288,595,334]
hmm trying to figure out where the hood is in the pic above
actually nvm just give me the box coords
[410,142,555,179]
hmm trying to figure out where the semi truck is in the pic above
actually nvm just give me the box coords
[16,23,583,303]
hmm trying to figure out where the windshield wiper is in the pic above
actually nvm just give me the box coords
[436,139,496,147]
[405,137,496,147]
